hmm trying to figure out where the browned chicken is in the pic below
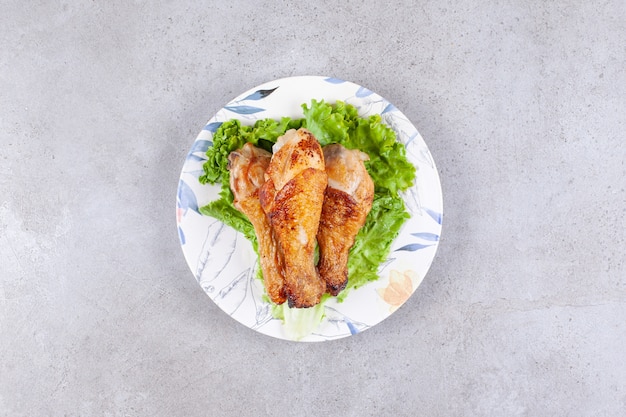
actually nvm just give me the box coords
[228,143,286,305]
[260,128,328,308]
[317,144,374,295]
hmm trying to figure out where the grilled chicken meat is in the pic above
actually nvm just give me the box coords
[260,128,328,308]
[228,143,286,304]
[317,144,374,295]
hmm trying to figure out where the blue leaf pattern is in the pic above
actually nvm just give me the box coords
[404,132,418,147]
[189,140,212,154]
[324,77,345,84]
[423,207,442,225]
[355,86,373,97]
[382,102,397,114]
[395,243,434,252]
[410,232,439,241]
[186,154,207,163]
[346,320,359,335]
[224,105,265,115]
[242,87,278,101]
[178,226,185,245]
[203,121,222,132]
[182,169,205,177]
[321,306,371,337]
[177,179,198,213]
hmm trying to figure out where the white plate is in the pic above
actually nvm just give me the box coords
[177,76,442,341]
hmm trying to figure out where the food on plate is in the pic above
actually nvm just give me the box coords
[228,143,286,305]
[317,144,374,295]
[259,128,328,308]
[199,100,416,331]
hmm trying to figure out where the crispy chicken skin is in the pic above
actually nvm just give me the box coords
[228,143,286,305]
[317,144,374,295]
[260,128,328,308]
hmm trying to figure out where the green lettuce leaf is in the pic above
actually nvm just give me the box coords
[302,99,416,194]
[199,119,247,186]
[341,192,409,301]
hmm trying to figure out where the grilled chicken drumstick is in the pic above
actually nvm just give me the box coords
[260,128,328,308]
[317,144,374,295]
[228,143,286,304]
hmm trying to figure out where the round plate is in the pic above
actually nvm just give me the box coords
[176,76,442,341]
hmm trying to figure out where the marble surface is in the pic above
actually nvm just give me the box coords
[1,1,624,416]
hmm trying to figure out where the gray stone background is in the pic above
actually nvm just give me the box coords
[1,1,624,416]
